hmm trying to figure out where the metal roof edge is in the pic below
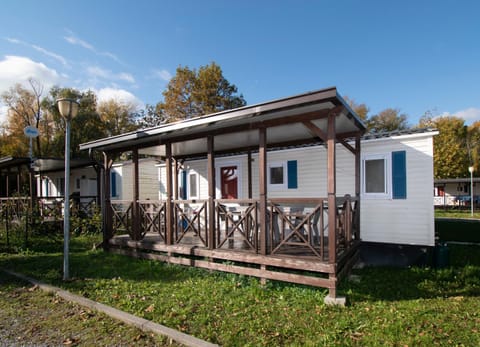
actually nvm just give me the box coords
[79,87,342,151]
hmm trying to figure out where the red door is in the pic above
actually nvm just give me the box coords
[221,166,238,199]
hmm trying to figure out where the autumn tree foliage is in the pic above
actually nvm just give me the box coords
[1,78,44,156]
[367,108,409,133]
[419,115,469,178]
[157,62,246,122]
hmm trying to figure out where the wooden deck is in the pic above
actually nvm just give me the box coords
[106,196,360,289]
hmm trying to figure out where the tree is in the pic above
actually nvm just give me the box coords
[97,99,139,136]
[1,78,44,156]
[467,121,480,172]
[157,62,246,122]
[135,104,169,129]
[422,116,470,179]
[42,87,106,158]
[343,96,369,121]
[367,108,409,133]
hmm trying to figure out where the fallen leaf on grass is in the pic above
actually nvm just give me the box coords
[63,337,78,345]
[28,285,39,292]
[145,304,155,312]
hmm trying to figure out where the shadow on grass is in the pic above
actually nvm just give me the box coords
[341,244,480,302]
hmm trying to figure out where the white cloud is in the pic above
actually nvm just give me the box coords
[96,87,143,110]
[86,66,135,84]
[0,55,61,93]
[439,107,480,124]
[0,55,62,122]
[64,33,94,51]
[6,37,68,66]
[64,30,124,65]
[151,69,172,81]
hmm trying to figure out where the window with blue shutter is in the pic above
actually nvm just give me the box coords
[392,151,407,199]
[111,171,117,197]
[287,160,298,189]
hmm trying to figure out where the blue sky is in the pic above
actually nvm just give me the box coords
[1,0,480,125]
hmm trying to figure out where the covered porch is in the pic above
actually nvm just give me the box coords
[80,87,366,298]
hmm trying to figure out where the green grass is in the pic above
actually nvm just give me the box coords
[435,209,480,219]
[1,231,480,346]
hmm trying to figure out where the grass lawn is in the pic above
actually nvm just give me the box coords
[1,231,480,346]
[435,209,480,220]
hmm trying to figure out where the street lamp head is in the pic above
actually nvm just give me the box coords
[468,166,474,173]
[56,98,79,120]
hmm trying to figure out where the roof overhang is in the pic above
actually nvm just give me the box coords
[80,87,366,159]
[33,158,97,173]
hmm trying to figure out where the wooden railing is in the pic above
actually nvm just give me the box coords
[215,199,258,251]
[173,199,208,247]
[111,201,133,238]
[113,195,359,260]
[138,200,166,240]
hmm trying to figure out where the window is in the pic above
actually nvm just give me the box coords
[267,160,298,190]
[362,154,389,198]
[362,151,407,200]
[111,172,118,197]
[268,162,287,189]
[56,177,65,197]
[188,172,199,199]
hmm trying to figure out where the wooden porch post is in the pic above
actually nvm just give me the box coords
[132,148,140,240]
[173,159,179,200]
[165,142,174,245]
[103,152,113,250]
[247,151,253,199]
[16,166,21,195]
[355,135,361,240]
[259,128,267,255]
[327,111,337,297]
[207,135,216,249]
[6,168,10,198]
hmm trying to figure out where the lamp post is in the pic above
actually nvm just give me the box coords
[468,166,474,217]
[56,98,79,280]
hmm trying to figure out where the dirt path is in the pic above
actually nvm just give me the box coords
[0,274,175,346]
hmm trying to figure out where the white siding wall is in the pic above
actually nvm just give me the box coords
[112,158,159,201]
[35,167,97,197]
[360,135,435,246]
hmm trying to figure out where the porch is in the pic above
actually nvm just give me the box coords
[80,87,366,298]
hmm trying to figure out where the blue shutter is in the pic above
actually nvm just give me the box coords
[287,160,298,189]
[181,170,187,199]
[392,151,407,199]
[111,171,117,197]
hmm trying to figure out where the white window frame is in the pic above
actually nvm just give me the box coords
[268,161,287,190]
[188,171,199,199]
[361,153,391,199]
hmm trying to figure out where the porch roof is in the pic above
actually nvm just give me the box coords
[80,87,366,158]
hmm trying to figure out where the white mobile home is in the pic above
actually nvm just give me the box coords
[79,87,435,297]
[159,128,437,246]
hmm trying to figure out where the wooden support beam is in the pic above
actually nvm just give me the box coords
[207,135,216,249]
[326,110,337,295]
[165,142,173,245]
[302,121,327,142]
[173,159,179,200]
[259,128,267,255]
[103,152,114,250]
[338,138,356,155]
[355,135,361,241]
[247,151,252,199]
[132,149,140,240]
